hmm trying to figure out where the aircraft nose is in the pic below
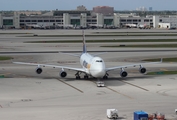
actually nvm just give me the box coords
[90,62,106,78]
[94,68,106,78]
[99,69,106,76]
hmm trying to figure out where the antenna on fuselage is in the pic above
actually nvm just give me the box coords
[82,30,87,53]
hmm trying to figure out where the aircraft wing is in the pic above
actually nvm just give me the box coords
[105,59,162,72]
[13,62,86,73]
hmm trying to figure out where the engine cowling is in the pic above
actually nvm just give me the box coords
[60,71,67,78]
[120,70,128,78]
[139,67,146,74]
[36,67,42,74]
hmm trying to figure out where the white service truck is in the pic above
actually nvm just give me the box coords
[97,81,105,87]
[107,109,118,119]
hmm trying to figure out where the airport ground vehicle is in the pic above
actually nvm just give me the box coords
[107,109,118,119]
[134,111,148,120]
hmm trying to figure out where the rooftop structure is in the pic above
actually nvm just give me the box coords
[77,5,87,11]
[93,6,114,15]
[14,11,42,16]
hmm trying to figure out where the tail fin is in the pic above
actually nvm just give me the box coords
[82,30,87,53]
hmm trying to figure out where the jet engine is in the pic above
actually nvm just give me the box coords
[139,67,146,74]
[120,70,128,78]
[36,67,43,74]
[60,70,67,78]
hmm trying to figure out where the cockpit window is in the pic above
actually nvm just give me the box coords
[96,60,103,62]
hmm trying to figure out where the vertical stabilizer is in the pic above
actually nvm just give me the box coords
[82,30,87,53]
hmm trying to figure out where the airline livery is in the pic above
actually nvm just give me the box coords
[13,31,162,87]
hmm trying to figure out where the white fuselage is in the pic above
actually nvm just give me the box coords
[80,53,106,78]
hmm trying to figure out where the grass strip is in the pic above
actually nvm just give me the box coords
[101,44,177,48]
[21,34,177,37]
[0,33,32,34]
[0,56,13,61]
[25,39,177,43]
[92,32,177,34]
[147,71,177,75]
[142,58,177,62]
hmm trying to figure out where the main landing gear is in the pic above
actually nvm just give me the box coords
[84,75,89,79]
[75,72,89,79]
[103,73,109,79]
[75,72,81,79]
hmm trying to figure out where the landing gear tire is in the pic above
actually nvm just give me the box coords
[76,76,80,79]
[75,72,81,80]
[103,73,109,79]
[103,76,108,79]
[84,75,89,79]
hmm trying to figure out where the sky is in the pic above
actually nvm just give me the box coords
[1,0,177,11]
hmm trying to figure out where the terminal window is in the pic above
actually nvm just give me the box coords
[104,19,113,25]
[25,20,30,22]
[56,20,61,22]
[38,20,43,22]
[50,20,55,22]
[144,19,149,22]
[71,19,80,25]
[44,20,49,22]
[3,19,13,25]
[127,19,132,22]
[32,20,37,22]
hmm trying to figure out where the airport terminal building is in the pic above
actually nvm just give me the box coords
[0,7,177,29]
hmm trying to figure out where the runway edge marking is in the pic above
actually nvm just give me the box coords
[56,78,84,93]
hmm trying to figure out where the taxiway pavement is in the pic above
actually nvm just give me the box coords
[0,29,177,120]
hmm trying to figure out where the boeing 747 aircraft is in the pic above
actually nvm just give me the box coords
[13,31,162,87]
